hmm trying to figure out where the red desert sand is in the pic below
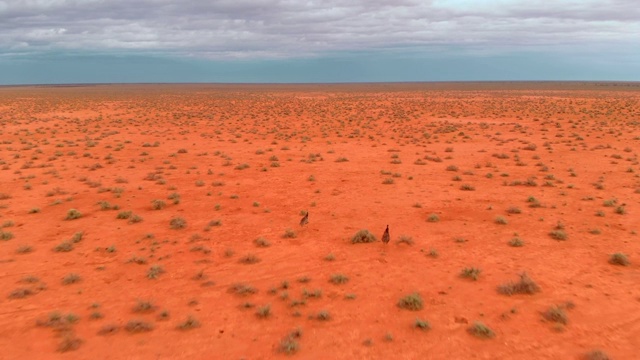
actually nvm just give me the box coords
[0,82,639,359]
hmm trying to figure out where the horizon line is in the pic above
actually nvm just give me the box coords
[3,80,640,88]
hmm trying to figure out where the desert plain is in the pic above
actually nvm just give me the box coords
[0,82,639,359]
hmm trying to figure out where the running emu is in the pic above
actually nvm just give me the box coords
[382,225,390,244]
[300,211,309,226]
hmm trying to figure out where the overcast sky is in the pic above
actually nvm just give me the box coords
[1,0,639,84]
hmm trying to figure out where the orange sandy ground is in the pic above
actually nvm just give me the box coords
[0,83,639,360]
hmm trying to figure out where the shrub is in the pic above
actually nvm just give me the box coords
[177,315,201,330]
[549,230,567,240]
[329,274,349,285]
[278,329,302,354]
[170,217,186,229]
[147,265,165,279]
[543,306,568,324]
[8,288,34,299]
[316,310,331,321]
[62,273,81,285]
[414,318,431,330]
[57,335,82,352]
[125,320,154,333]
[397,235,414,245]
[427,214,440,222]
[254,237,270,247]
[239,254,261,264]
[65,209,82,220]
[609,253,630,266]
[256,305,271,318]
[460,267,481,281]
[116,211,132,219]
[229,283,258,296]
[54,241,74,252]
[498,273,540,296]
[583,350,611,360]
[132,300,155,313]
[351,229,376,243]
[508,237,524,247]
[397,293,423,311]
[468,321,495,338]
[151,199,166,210]
[506,206,521,214]
[282,229,296,239]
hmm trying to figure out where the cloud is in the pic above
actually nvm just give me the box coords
[0,0,638,59]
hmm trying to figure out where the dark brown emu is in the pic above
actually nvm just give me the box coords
[300,211,309,226]
[382,225,390,244]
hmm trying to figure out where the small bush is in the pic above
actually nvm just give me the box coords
[8,288,34,299]
[16,245,33,254]
[177,315,201,330]
[229,283,258,296]
[282,229,296,239]
[397,235,414,245]
[151,199,166,210]
[65,209,82,220]
[147,265,165,279]
[414,318,431,330]
[329,274,349,285]
[495,216,508,225]
[508,237,524,247]
[239,254,261,264]
[427,214,440,222]
[351,229,376,243]
[397,293,423,311]
[543,306,568,324]
[498,273,540,296]
[583,350,611,360]
[57,335,82,352]
[132,300,155,313]
[468,321,495,338]
[254,237,270,247]
[506,206,521,214]
[170,217,187,229]
[460,267,481,281]
[97,324,119,336]
[256,305,271,318]
[316,310,331,321]
[609,253,630,266]
[549,230,567,240]
[278,329,302,354]
[116,211,132,219]
[70,232,84,243]
[62,273,81,285]
[125,320,154,333]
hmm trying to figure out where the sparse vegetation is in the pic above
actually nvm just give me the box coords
[65,209,82,220]
[498,273,540,296]
[397,293,423,311]
[468,321,495,338]
[460,267,482,281]
[170,217,187,229]
[609,253,630,266]
[351,229,376,243]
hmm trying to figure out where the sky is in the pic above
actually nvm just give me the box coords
[0,0,639,84]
